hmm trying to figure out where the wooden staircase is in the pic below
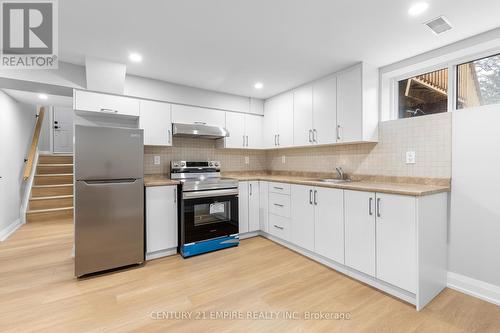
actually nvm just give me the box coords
[27,154,74,222]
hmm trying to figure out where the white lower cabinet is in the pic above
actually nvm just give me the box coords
[344,190,376,277]
[290,185,315,251]
[146,185,178,259]
[313,187,344,264]
[375,193,416,293]
[239,181,260,234]
[259,181,269,232]
[268,213,291,241]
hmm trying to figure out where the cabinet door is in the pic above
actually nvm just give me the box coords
[293,85,313,147]
[171,104,226,127]
[314,187,344,263]
[248,181,260,232]
[376,193,416,293]
[337,65,362,143]
[245,114,263,149]
[313,76,337,145]
[291,185,315,251]
[344,190,376,276]
[263,98,279,148]
[259,181,269,233]
[238,181,249,233]
[74,90,140,117]
[277,92,294,147]
[225,112,246,148]
[140,100,172,146]
[146,186,178,253]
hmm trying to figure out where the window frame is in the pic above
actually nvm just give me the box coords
[383,43,500,121]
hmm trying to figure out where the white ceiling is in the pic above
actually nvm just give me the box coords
[59,0,500,98]
[2,89,73,107]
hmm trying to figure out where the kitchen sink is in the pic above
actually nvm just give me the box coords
[312,178,351,184]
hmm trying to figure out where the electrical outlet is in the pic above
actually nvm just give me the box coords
[282,155,286,164]
[406,151,416,164]
[154,155,161,165]
[245,156,249,164]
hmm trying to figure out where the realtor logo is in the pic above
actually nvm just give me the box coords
[1,0,58,68]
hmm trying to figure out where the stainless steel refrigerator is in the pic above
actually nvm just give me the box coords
[74,125,144,277]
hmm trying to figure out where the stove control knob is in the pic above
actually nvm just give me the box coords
[172,162,179,168]
[180,161,186,167]
[214,162,220,167]
[209,161,214,167]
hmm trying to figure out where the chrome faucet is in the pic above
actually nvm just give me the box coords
[335,167,344,180]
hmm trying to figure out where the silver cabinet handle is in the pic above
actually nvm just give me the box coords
[314,190,318,205]
[369,197,373,216]
[309,189,313,204]
[308,129,313,143]
[273,224,284,230]
[313,129,317,143]
[246,135,249,147]
[249,183,252,196]
[273,186,284,190]
[243,135,245,147]
[273,203,284,207]
[168,129,171,144]
[337,125,342,141]
[100,108,118,113]
[194,121,206,125]
[277,134,280,146]
[174,187,177,203]
[377,198,381,218]
[274,134,277,146]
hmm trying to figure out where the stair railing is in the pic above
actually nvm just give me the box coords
[23,107,45,181]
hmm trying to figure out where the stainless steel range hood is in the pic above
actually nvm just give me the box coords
[172,123,229,139]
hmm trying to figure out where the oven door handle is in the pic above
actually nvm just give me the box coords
[182,188,239,199]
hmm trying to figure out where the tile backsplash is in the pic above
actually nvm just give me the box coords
[145,112,452,179]
[144,137,267,174]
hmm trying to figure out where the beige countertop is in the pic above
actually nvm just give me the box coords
[144,174,180,187]
[223,173,450,196]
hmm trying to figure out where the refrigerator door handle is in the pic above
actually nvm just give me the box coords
[82,179,138,185]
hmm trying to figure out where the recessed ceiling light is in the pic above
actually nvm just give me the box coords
[254,82,263,89]
[38,94,48,100]
[408,2,429,16]
[129,53,143,63]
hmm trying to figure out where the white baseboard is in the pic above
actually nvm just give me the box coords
[145,248,177,261]
[0,219,23,241]
[447,272,500,306]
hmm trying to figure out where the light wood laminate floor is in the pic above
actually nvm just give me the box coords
[1,219,499,333]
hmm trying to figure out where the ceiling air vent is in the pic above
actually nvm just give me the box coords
[424,16,453,35]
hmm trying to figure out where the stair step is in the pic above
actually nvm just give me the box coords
[38,155,73,164]
[31,184,73,197]
[29,195,73,210]
[36,164,73,175]
[34,174,73,186]
[27,207,73,223]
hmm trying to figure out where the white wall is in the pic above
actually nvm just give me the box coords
[450,105,500,287]
[0,91,37,239]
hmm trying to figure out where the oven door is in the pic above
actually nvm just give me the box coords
[182,189,239,244]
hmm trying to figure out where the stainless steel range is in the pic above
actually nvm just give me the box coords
[172,161,239,257]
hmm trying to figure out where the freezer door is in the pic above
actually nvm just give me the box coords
[75,179,144,277]
[75,125,143,180]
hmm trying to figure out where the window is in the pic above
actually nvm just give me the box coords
[457,53,500,109]
[398,68,448,118]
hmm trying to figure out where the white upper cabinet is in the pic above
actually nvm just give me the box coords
[139,100,172,146]
[245,114,263,149]
[263,92,294,148]
[222,113,263,149]
[225,112,246,148]
[74,90,140,117]
[312,76,337,145]
[337,63,378,143]
[171,104,226,128]
[293,85,314,147]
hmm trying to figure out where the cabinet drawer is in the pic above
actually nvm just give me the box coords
[268,214,290,241]
[269,182,291,195]
[74,90,140,117]
[268,193,290,218]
